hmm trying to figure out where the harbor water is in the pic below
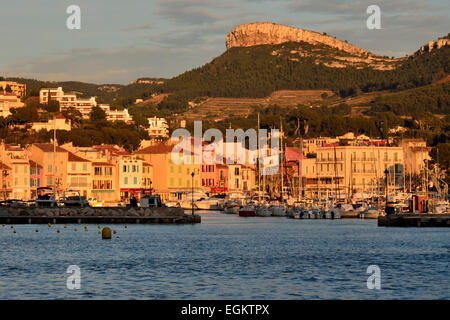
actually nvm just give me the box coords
[0,212,448,299]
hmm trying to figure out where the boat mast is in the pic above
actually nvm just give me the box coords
[334,144,339,202]
[53,114,56,200]
[257,113,261,204]
[279,117,284,202]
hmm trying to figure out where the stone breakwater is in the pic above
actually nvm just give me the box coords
[0,207,201,224]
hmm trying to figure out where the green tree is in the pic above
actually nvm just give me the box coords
[89,106,107,122]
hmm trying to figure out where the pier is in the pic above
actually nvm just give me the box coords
[378,214,450,227]
[0,207,201,225]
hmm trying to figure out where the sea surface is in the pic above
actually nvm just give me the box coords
[0,212,448,299]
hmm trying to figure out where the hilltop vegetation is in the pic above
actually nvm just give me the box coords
[160,42,449,100]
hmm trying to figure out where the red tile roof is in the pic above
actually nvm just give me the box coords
[68,152,90,162]
[29,160,43,168]
[134,144,174,154]
[33,143,68,153]
[0,162,11,170]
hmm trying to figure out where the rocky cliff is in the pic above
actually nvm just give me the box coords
[419,38,450,53]
[226,22,371,56]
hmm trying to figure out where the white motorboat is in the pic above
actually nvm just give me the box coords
[270,205,286,217]
[256,205,272,217]
[195,195,226,210]
[327,203,357,218]
[224,200,241,214]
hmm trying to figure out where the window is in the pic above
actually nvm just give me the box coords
[362,152,366,161]
[178,178,182,186]
[394,152,398,162]
[170,178,174,186]
[235,167,240,175]
[178,166,182,174]
[95,167,102,176]
[123,165,127,173]
[170,166,174,173]
[105,167,112,176]
[14,166,18,174]
[83,163,88,172]
[132,165,136,172]
[47,177,53,185]
[124,177,128,185]
[133,177,137,185]
[72,163,76,171]
[48,165,52,173]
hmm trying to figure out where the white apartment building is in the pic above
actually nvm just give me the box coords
[31,115,71,132]
[147,117,169,138]
[0,92,24,117]
[0,81,26,98]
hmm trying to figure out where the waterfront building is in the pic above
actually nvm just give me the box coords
[399,139,432,175]
[27,143,69,195]
[29,160,43,199]
[0,144,31,200]
[0,161,12,200]
[118,155,145,201]
[213,164,229,193]
[134,143,201,202]
[301,144,405,199]
[67,152,91,198]
[241,164,257,192]
[142,161,153,193]
[91,161,117,203]
[134,144,173,201]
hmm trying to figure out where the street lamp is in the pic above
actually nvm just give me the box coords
[191,171,195,216]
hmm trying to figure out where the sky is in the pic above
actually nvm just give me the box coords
[0,0,448,84]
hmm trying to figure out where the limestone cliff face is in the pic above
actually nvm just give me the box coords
[420,38,450,53]
[226,22,371,56]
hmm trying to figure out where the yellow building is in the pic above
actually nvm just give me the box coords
[301,145,405,199]
[0,144,30,200]
[134,143,201,202]
[67,152,91,198]
[27,143,69,196]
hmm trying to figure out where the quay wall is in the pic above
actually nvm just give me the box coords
[0,206,201,224]
[378,214,450,227]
